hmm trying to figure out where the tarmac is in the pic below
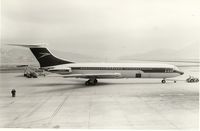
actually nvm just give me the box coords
[0,67,199,129]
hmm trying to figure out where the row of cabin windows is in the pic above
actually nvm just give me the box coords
[72,67,173,72]
[73,67,153,70]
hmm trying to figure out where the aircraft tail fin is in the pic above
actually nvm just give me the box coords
[8,44,73,67]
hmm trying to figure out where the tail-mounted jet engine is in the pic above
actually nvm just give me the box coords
[48,67,72,75]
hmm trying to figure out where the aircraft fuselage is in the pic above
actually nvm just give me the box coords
[47,63,183,79]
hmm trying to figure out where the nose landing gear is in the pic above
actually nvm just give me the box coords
[161,79,166,84]
[85,79,98,86]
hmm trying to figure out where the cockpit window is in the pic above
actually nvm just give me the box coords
[165,68,173,73]
[173,66,179,71]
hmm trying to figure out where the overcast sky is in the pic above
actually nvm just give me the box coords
[1,0,200,58]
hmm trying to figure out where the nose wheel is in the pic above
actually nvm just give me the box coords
[85,79,98,86]
[161,79,166,84]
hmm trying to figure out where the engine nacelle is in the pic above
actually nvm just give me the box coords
[48,67,72,74]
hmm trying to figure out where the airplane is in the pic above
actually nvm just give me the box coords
[9,44,184,86]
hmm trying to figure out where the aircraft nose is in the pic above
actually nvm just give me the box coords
[174,70,184,75]
[180,71,184,75]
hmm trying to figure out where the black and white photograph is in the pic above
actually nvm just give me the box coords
[0,0,199,130]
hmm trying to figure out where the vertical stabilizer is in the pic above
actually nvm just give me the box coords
[8,44,73,67]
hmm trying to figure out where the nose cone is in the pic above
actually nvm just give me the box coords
[174,70,184,75]
[180,71,184,75]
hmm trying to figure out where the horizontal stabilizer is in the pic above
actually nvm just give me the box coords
[8,44,47,48]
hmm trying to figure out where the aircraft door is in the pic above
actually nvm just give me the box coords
[135,73,141,78]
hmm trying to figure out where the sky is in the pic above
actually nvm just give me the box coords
[1,0,200,59]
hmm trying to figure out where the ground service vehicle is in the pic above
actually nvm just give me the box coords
[24,71,38,78]
[186,76,199,83]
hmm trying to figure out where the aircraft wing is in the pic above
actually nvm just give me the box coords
[49,73,121,79]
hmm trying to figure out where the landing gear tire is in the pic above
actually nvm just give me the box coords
[94,79,98,85]
[162,79,166,84]
[85,81,90,86]
[85,79,98,86]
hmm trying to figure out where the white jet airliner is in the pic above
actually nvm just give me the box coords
[10,44,184,85]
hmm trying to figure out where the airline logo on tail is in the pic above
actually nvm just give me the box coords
[39,52,51,59]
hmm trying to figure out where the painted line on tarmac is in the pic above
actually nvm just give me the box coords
[47,90,74,125]
[26,95,52,117]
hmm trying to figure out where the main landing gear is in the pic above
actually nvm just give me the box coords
[85,79,98,86]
